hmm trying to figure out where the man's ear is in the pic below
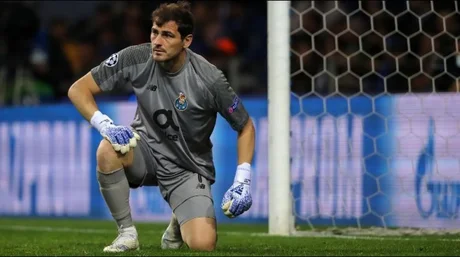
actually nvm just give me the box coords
[183,34,193,49]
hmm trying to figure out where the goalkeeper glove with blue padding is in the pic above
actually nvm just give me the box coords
[221,162,252,218]
[90,111,140,154]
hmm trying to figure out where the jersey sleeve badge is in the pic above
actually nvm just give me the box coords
[104,53,119,67]
[228,96,240,114]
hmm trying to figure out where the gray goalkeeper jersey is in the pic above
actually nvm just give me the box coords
[90,43,249,183]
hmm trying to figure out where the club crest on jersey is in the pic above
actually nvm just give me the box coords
[228,96,240,114]
[104,53,118,67]
[174,92,188,111]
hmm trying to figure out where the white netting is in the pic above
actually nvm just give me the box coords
[289,0,460,236]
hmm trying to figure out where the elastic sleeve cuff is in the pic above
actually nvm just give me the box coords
[90,111,113,132]
[234,163,251,184]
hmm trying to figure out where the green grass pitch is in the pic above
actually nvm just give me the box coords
[0,217,458,256]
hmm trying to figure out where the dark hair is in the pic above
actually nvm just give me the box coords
[151,1,194,39]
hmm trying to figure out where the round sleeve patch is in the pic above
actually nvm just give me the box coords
[104,53,119,67]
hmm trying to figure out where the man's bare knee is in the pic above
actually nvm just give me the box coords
[181,217,216,251]
[96,140,133,173]
[186,236,216,251]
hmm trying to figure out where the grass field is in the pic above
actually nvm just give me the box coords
[0,217,459,256]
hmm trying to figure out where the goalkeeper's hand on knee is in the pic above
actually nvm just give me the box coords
[90,110,140,154]
[221,163,252,218]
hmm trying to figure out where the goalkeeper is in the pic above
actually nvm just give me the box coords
[67,0,255,253]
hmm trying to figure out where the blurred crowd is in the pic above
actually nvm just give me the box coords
[0,1,459,106]
[0,1,267,106]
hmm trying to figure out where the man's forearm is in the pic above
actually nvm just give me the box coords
[68,85,99,122]
[68,73,102,122]
[237,118,255,165]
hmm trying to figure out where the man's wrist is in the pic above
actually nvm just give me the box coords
[235,162,251,185]
[90,110,113,132]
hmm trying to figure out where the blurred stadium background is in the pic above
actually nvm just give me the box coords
[1,0,460,255]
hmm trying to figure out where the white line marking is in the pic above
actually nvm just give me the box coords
[0,225,459,242]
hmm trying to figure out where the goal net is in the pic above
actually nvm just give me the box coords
[268,1,460,236]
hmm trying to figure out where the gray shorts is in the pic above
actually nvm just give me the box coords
[124,136,215,225]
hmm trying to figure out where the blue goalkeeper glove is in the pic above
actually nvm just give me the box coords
[90,111,140,154]
[221,163,252,218]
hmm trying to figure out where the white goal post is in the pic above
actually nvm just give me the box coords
[267,0,293,236]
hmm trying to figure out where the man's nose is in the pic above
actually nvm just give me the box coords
[152,36,163,46]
